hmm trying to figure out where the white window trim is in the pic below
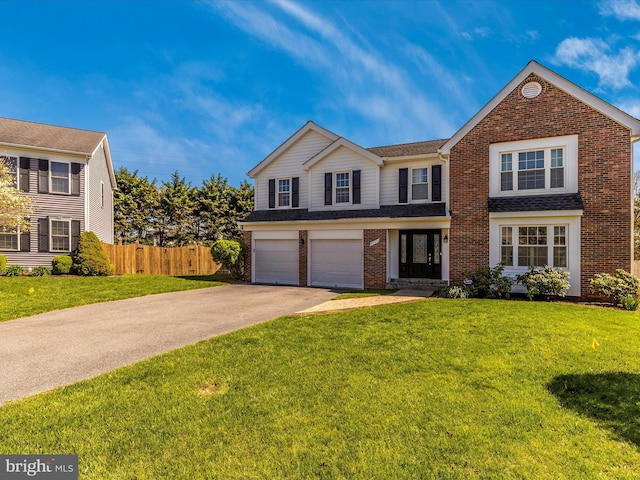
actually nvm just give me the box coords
[276,177,292,209]
[50,160,71,195]
[489,135,578,197]
[334,171,352,205]
[410,166,429,203]
[50,218,72,253]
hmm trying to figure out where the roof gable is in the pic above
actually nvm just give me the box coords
[303,137,384,170]
[440,60,640,154]
[248,121,339,177]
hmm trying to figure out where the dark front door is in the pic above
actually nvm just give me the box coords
[399,230,441,279]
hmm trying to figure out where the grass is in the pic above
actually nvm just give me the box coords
[1,299,640,478]
[0,274,228,322]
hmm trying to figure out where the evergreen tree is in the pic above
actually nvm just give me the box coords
[157,171,197,246]
[113,167,159,244]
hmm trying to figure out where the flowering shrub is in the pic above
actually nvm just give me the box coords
[462,263,514,298]
[516,265,570,300]
[440,285,470,299]
[589,269,640,306]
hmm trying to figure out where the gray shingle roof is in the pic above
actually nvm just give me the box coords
[367,139,449,157]
[0,117,106,154]
[243,203,447,223]
[488,193,584,212]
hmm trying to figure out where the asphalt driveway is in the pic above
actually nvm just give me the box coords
[0,284,335,406]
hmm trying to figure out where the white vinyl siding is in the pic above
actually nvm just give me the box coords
[309,146,379,211]
[87,143,115,244]
[310,239,363,289]
[254,239,299,285]
[379,159,444,205]
[254,131,333,210]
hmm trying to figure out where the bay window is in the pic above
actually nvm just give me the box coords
[500,225,567,268]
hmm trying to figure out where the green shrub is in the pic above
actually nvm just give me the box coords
[52,255,73,275]
[516,266,570,300]
[440,285,470,299]
[0,254,6,274]
[589,269,640,306]
[4,265,24,277]
[620,296,640,311]
[462,263,514,298]
[210,239,244,279]
[72,231,115,276]
[31,266,50,277]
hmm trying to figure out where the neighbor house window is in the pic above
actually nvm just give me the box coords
[51,219,70,252]
[518,150,545,190]
[411,168,428,200]
[0,226,18,251]
[278,179,290,207]
[50,162,70,194]
[335,172,350,203]
[500,224,567,268]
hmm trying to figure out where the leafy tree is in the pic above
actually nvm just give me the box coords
[0,157,33,232]
[210,239,244,278]
[156,171,198,246]
[113,167,159,244]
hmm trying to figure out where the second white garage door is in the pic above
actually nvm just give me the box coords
[310,239,363,289]
[254,239,298,285]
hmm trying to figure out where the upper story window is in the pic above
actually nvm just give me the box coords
[411,168,428,200]
[278,179,290,207]
[490,135,577,197]
[335,172,350,203]
[51,162,70,194]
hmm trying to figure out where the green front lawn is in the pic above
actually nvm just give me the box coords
[1,299,639,478]
[0,274,227,322]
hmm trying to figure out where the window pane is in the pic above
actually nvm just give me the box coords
[400,234,407,264]
[518,169,545,189]
[434,234,440,265]
[52,178,69,193]
[501,171,513,191]
[51,221,69,236]
[278,179,289,192]
[501,246,513,266]
[551,149,563,168]
[0,233,18,250]
[336,173,349,188]
[413,234,428,263]
[554,247,567,268]
[51,162,68,176]
[550,167,564,188]
[335,188,350,203]
[518,150,544,170]
[412,183,428,200]
[518,246,547,267]
[519,226,547,245]
[51,162,70,193]
[278,193,290,206]
[52,236,70,251]
[554,226,566,245]
[412,168,428,183]
[501,153,512,172]
[501,227,513,266]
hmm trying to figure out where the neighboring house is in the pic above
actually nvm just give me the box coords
[241,61,640,297]
[0,117,116,269]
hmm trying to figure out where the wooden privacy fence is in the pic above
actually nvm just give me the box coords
[102,243,221,276]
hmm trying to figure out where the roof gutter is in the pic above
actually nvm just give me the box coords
[0,141,93,158]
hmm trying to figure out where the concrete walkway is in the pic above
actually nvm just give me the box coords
[0,284,336,406]
[297,288,434,313]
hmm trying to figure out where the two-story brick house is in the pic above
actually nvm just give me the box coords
[241,61,640,297]
[0,118,116,269]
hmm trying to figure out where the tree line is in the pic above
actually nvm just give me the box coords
[114,167,253,247]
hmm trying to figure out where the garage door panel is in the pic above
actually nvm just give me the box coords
[311,239,363,289]
[254,239,298,285]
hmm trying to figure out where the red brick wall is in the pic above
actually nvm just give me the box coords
[364,229,387,289]
[450,73,632,295]
[242,230,252,283]
[299,230,308,286]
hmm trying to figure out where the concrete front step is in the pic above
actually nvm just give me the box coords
[387,278,448,291]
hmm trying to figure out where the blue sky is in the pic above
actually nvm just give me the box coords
[2,0,640,187]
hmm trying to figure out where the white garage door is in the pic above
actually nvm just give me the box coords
[254,239,298,285]
[311,239,363,289]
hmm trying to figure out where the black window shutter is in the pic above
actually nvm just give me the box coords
[432,165,442,202]
[291,177,299,208]
[71,220,81,251]
[38,160,49,194]
[324,173,333,205]
[399,168,408,204]
[71,163,81,196]
[352,170,361,204]
[38,218,49,252]
[268,179,276,209]
[20,231,30,252]
[19,158,30,192]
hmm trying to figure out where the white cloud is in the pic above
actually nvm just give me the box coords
[207,0,458,141]
[553,37,640,89]
[599,0,640,21]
